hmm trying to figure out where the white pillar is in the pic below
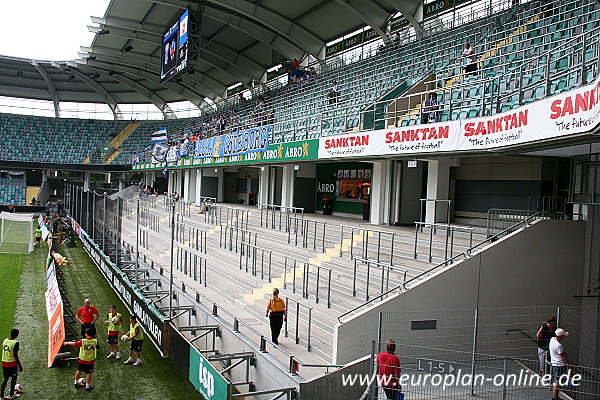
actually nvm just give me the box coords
[370,160,393,225]
[425,158,451,224]
[105,172,111,184]
[280,165,295,208]
[83,172,91,191]
[268,167,277,205]
[118,172,126,191]
[195,168,204,206]
[258,167,270,206]
[168,170,174,194]
[216,169,225,203]
[183,169,192,202]
[175,170,183,196]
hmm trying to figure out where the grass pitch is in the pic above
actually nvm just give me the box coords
[2,241,203,400]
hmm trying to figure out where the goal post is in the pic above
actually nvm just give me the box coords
[0,211,35,254]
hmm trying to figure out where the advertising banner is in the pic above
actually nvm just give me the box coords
[45,260,64,367]
[47,302,64,368]
[194,126,270,159]
[189,347,229,400]
[319,77,600,159]
[135,139,318,170]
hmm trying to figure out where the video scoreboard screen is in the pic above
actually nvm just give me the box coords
[160,10,190,83]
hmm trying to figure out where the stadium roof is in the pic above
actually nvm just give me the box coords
[0,0,422,118]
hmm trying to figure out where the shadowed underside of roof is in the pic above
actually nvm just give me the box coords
[0,0,421,113]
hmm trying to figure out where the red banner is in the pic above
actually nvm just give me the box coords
[48,302,65,368]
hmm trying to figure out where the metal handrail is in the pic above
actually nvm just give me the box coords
[239,242,273,281]
[283,256,332,308]
[285,297,313,351]
[413,221,475,262]
[351,257,408,301]
[337,210,562,322]
[339,224,397,265]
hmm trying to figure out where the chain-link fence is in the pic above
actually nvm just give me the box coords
[377,306,600,373]
[366,340,600,400]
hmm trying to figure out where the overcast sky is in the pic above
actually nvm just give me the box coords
[0,0,111,60]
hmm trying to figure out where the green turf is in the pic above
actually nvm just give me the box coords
[9,241,203,400]
[0,253,24,336]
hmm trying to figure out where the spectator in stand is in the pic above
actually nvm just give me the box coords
[461,42,477,76]
[422,92,440,124]
[377,339,401,400]
[291,58,300,70]
[30,197,36,205]
[536,316,556,375]
[328,81,339,105]
[549,328,570,400]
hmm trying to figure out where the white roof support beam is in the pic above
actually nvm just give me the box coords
[51,63,123,120]
[146,0,325,61]
[77,64,177,119]
[89,24,252,91]
[379,0,422,29]
[30,61,60,118]
[333,0,391,42]
[81,44,227,96]
[78,58,205,107]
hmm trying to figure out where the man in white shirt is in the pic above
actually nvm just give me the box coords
[549,328,569,400]
[461,42,477,76]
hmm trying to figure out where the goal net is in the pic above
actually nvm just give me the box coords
[0,212,34,254]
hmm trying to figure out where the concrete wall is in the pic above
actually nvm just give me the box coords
[299,356,370,400]
[333,220,587,364]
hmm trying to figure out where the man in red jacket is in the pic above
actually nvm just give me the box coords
[377,339,401,400]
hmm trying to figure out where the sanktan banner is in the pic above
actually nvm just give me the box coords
[194,125,270,159]
[319,75,600,159]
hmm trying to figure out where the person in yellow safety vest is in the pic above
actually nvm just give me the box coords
[64,328,97,391]
[1,329,23,400]
[122,315,144,366]
[104,305,123,360]
[265,288,287,345]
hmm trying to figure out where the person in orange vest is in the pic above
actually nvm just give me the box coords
[1,329,23,399]
[265,288,287,345]
[64,328,98,391]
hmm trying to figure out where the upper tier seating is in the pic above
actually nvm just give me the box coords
[0,175,26,206]
[0,0,597,166]
[0,113,127,164]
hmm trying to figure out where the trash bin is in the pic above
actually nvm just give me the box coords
[248,193,256,206]
[323,198,333,215]
[362,201,370,221]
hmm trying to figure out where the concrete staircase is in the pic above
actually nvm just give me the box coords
[115,196,485,367]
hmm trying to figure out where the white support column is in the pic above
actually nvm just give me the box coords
[105,172,111,185]
[183,169,192,202]
[176,170,183,196]
[268,167,276,205]
[83,172,91,192]
[425,158,451,224]
[195,168,204,206]
[370,160,393,225]
[167,170,174,194]
[280,165,296,208]
[216,169,225,203]
[118,172,126,191]
[258,166,270,206]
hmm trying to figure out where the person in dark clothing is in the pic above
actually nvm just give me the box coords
[536,315,556,375]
